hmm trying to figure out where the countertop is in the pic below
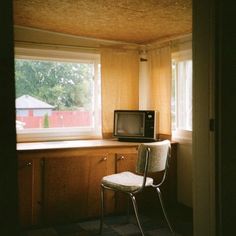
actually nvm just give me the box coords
[17,139,176,151]
[17,139,141,151]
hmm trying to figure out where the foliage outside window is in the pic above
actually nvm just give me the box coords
[15,47,101,142]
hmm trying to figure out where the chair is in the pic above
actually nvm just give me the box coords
[99,140,174,236]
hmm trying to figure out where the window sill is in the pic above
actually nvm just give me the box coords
[172,129,192,143]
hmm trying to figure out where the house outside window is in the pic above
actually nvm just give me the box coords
[171,49,192,139]
[15,47,101,142]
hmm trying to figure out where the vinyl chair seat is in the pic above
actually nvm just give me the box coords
[102,171,153,192]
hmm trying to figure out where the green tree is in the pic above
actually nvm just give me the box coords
[15,59,94,110]
[43,113,49,128]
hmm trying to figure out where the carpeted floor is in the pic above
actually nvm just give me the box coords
[20,205,192,236]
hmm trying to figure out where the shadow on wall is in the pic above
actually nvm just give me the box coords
[173,135,193,208]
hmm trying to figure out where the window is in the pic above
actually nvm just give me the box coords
[171,50,192,137]
[15,47,101,142]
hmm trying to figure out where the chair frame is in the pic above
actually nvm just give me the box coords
[99,142,174,236]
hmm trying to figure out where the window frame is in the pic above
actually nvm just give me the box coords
[171,49,192,140]
[15,46,102,142]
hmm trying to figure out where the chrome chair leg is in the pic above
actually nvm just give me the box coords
[99,185,105,234]
[156,187,174,234]
[130,194,145,236]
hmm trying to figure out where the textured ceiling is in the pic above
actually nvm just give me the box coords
[13,0,192,44]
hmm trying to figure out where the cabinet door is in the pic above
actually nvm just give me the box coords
[87,153,115,217]
[116,152,138,173]
[115,152,138,213]
[18,158,42,228]
[43,153,115,224]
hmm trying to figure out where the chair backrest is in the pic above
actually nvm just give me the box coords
[136,140,171,174]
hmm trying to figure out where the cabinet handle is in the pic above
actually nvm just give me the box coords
[26,162,32,166]
[19,161,32,169]
[102,157,107,161]
[119,156,125,160]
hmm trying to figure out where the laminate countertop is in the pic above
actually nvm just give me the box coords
[17,139,141,151]
[17,139,176,151]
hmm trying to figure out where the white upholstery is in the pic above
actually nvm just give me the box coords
[102,171,153,192]
[136,140,170,174]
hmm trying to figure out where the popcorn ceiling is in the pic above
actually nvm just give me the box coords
[13,0,192,44]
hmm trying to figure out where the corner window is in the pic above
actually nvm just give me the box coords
[171,50,192,138]
[15,47,101,142]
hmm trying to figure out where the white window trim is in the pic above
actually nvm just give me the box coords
[15,46,102,143]
[172,129,192,143]
[172,49,192,62]
[15,46,100,63]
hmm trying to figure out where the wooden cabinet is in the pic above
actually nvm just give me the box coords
[86,153,115,217]
[116,152,138,173]
[18,157,42,228]
[41,148,138,224]
[17,140,176,227]
[114,152,138,213]
[17,143,138,226]
[43,150,116,224]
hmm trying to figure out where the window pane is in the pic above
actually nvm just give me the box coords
[15,58,101,136]
[172,57,192,131]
